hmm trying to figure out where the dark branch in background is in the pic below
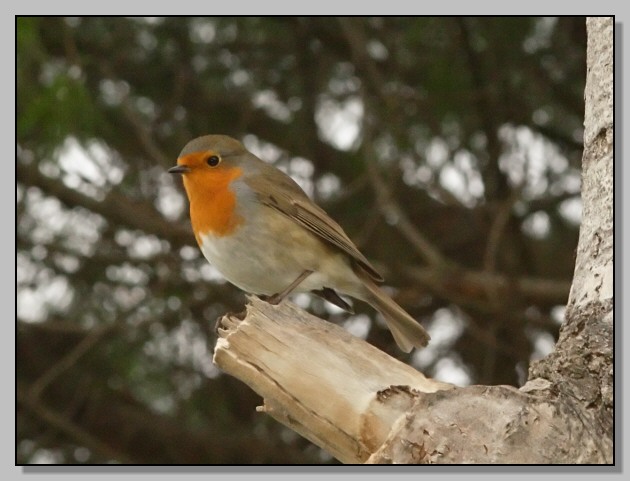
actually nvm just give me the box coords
[455,17,509,201]
[364,164,570,308]
[291,20,323,171]
[17,385,132,463]
[337,18,391,108]
[95,58,174,169]
[405,266,570,308]
[337,17,448,268]
[27,324,116,403]
[531,124,583,152]
[366,161,446,267]
[523,191,581,214]
[480,186,525,383]
[16,161,194,249]
[530,51,586,121]
[484,189,520,274]
[119,93,172,167]
[337,17,569,308]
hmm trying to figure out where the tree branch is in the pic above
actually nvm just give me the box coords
[212,292,609,463]
[213,297,453,464]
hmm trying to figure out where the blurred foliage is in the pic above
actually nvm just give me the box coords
[17,16,585,464]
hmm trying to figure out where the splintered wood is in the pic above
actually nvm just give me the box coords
[213,297,452,463]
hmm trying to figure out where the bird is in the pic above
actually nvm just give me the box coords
[168,134,430,352]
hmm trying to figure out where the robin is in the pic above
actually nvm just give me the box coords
[168,135,430,352]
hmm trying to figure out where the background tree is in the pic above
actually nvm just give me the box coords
[17,17,588,464]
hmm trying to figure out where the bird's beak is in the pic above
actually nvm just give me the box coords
[168,165,191,174]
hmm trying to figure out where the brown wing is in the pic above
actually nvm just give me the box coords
[245,167,384,282]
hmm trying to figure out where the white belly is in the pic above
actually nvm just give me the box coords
[197,208,364,298]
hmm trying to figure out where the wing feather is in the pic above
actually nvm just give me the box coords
[245,171,383,282]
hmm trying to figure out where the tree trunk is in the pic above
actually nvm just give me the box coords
[212,17,613,464]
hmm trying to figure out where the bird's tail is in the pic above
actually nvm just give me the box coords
[354,266,430,353]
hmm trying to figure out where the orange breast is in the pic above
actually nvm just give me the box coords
[183,165,244,243]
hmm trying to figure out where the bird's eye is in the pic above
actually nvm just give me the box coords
[207,155,220,167]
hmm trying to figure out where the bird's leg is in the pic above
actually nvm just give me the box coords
[263,270,313,305]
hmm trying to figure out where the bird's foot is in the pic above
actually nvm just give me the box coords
[258,270,314,306]
[258,293,283,305]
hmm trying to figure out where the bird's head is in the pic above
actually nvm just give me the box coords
[168,135,250,196]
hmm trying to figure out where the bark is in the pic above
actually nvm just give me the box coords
[212,17,613,464]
